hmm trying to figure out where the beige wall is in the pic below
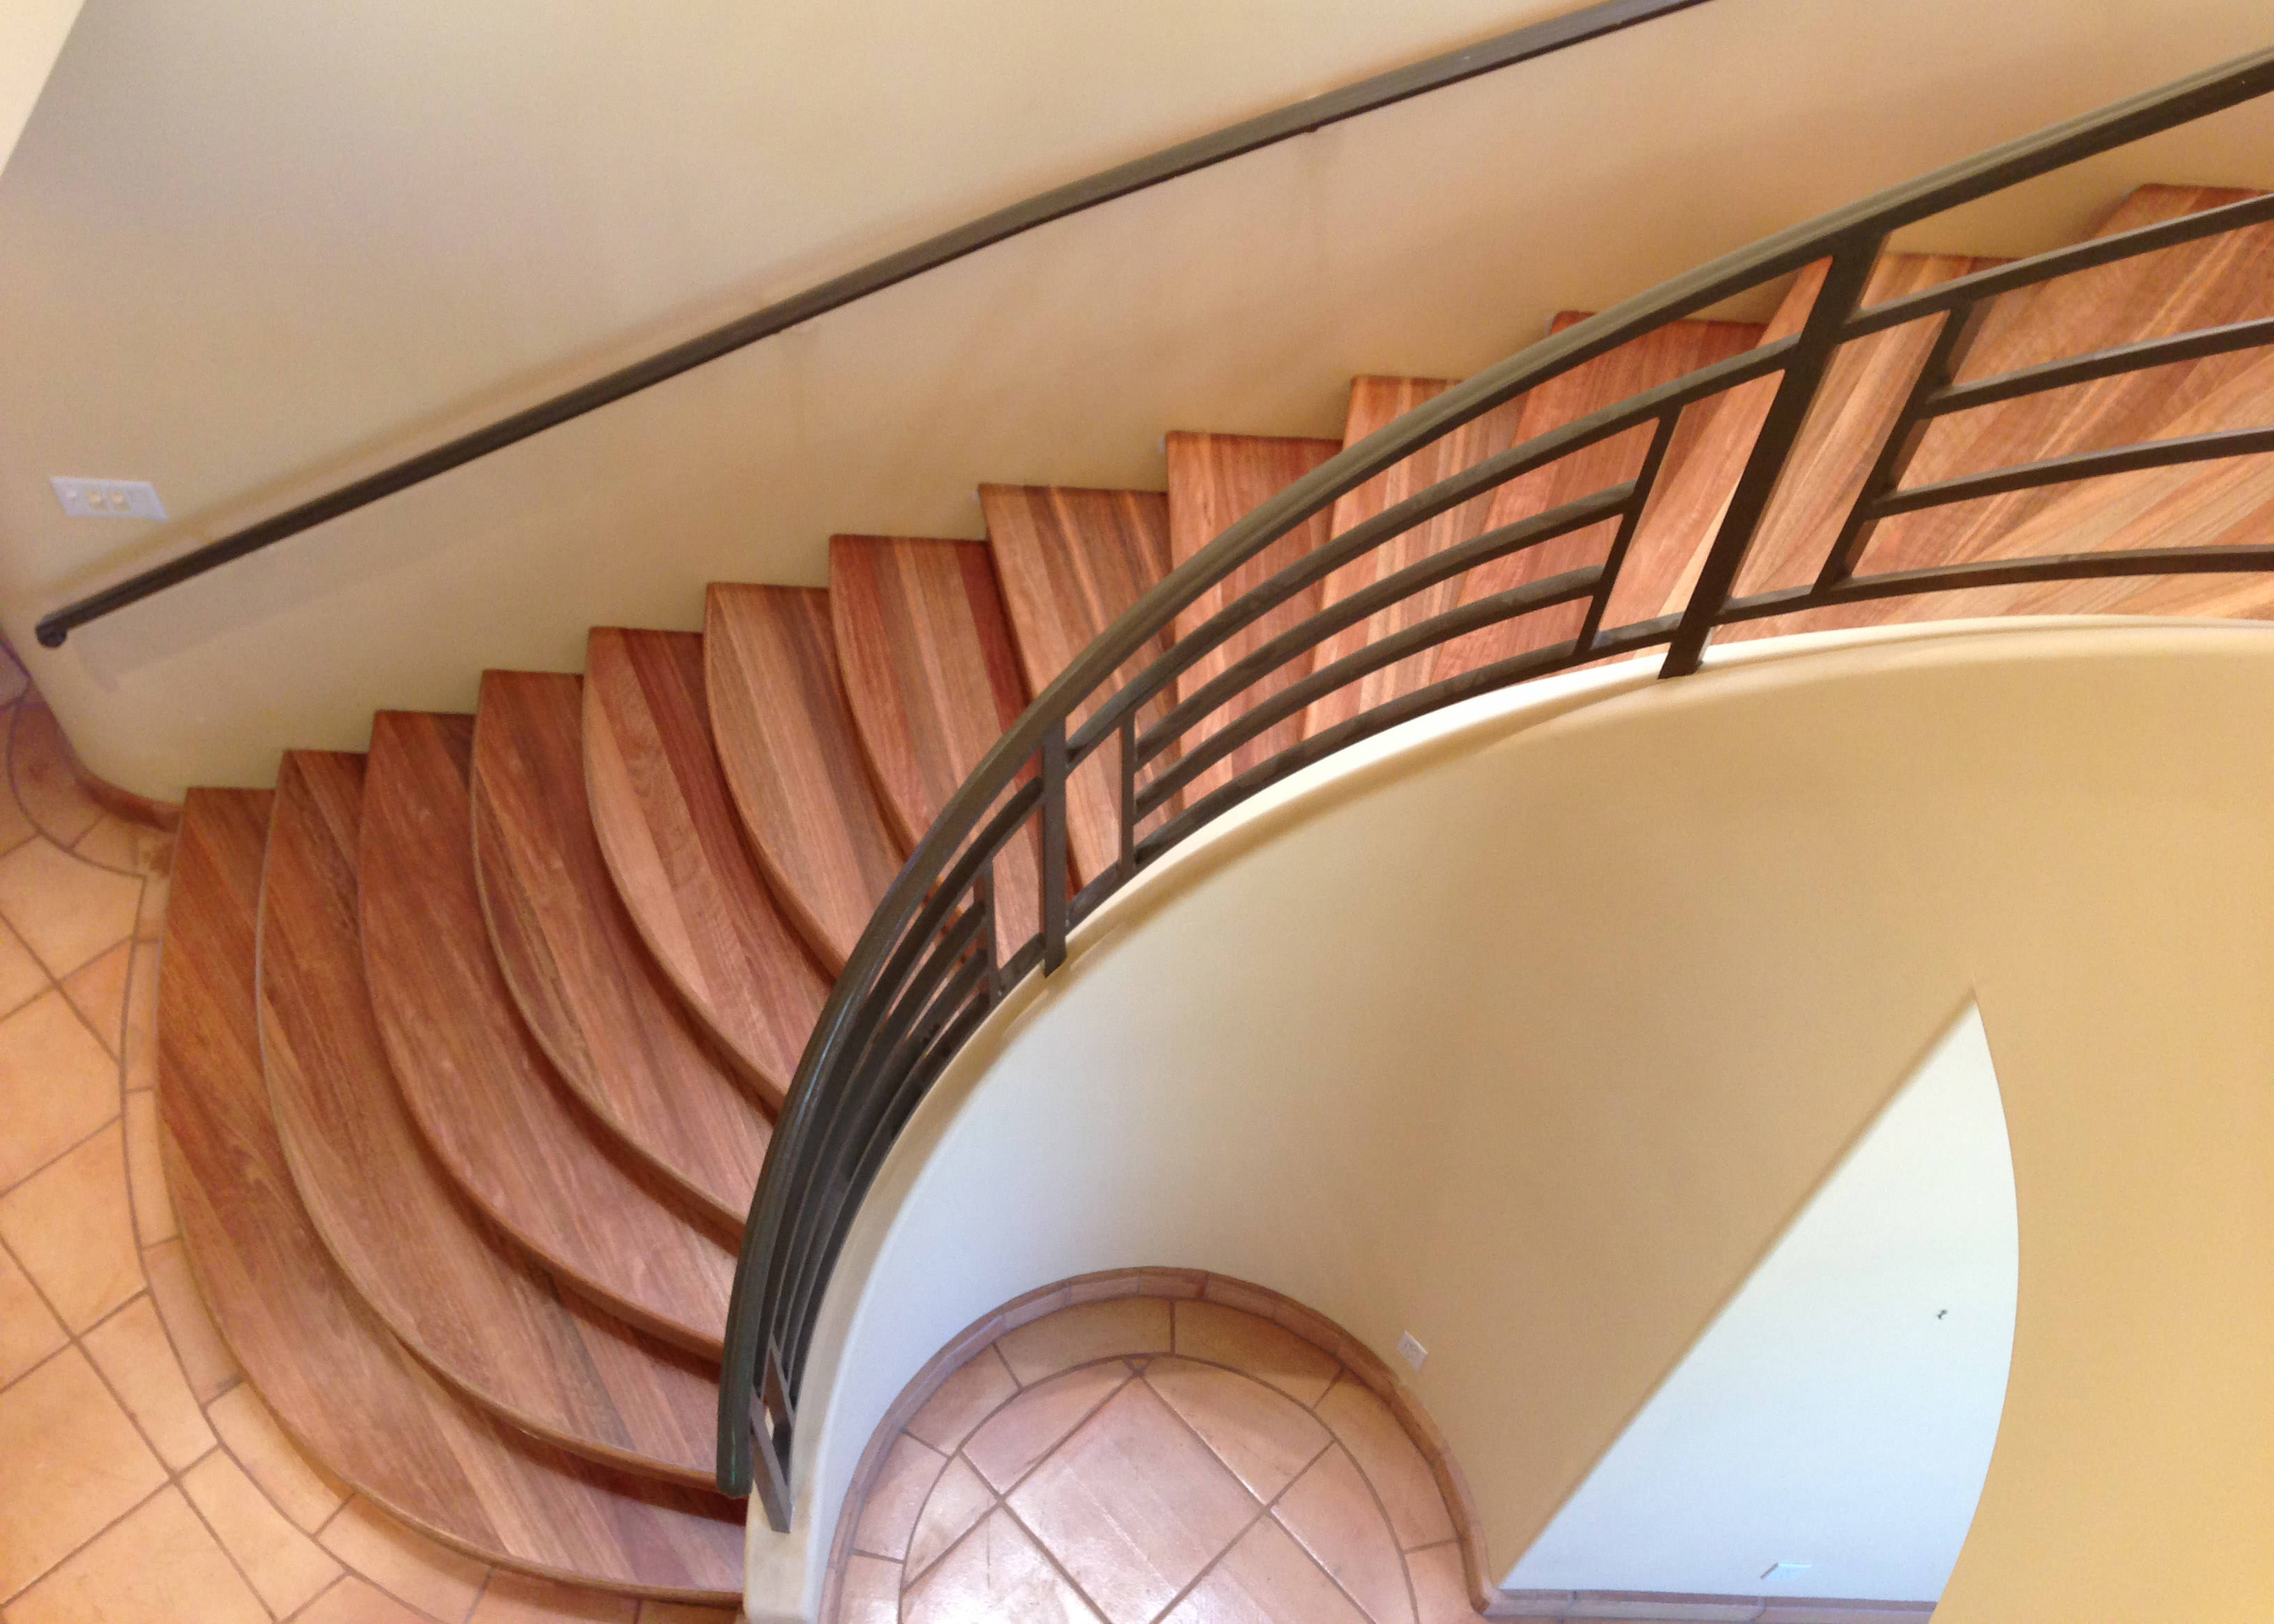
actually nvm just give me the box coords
[0,0,80,181]
[3,0,2272,795]
[777,621,2274,1622]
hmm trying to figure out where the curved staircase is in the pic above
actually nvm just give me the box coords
[153,179,2274,1604]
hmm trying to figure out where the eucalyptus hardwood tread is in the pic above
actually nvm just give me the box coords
[982,484,1175,883]
[584,627,832,1104]
[472,671,771,1229]
[1165,432,1342,804]
[704,585,908,974]
[160,789,744,1601]
[264,750,723,1485]
[359,711,734,1354]
[1430,314,1767,681]
[830,535,1042,946]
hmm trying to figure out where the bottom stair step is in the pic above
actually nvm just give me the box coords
[158,788,744,1600]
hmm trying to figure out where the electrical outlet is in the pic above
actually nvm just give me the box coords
[52,477,167,520]
[1396,1331,1427,1372]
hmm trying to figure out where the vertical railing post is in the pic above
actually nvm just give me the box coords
[1660,237,1887,676]
[1040,719,1069,972]
[1117,713,1138,887]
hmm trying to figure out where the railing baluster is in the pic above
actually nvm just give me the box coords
[1041,719,1069,973]
[1813,297,1991,590]
[1118,713,1138,886]
[1660,239,1886,678]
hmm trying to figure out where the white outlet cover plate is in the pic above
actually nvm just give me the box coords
[52,477,166,520]
[1396,1331,1427,1372]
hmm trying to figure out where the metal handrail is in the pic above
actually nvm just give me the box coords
[718,43,2274,1525]
[31,0,1715,650]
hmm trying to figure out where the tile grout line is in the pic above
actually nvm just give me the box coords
[1141,1428,1340,1624]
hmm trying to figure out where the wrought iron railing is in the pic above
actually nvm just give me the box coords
[718,45,2274,1524]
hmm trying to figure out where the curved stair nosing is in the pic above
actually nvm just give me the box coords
[160,787,744,1599]
[359,711,734,1358]
[258,751,724,1487]
[468,670,769,1232]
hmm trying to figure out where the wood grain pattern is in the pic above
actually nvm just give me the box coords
[161,789,744,1600]
[1301,376,1533,736]
[472,671,771,1228]
[584,628,831,1108]
[704,585,907,974]
[982,484,1175,883]
[830,536,1042,947]
[1166,433,1341,804]
[1428,314,1766,681]
[359,711,734,1354]
[263,750,722,1485]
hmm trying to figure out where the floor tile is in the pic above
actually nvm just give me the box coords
[0,1350,167,1601]
[902,1507,1101,1624]
[121,1090,174,1246]
[635,1605,739,1624]
[1402,1542,1476,1624]
[467,1568,638,1621]
[0,916,49,1018]
[142,1238,243,1402]
[1313,1379,1455,1551]
[1008,1379,1258,1624]
[0,1121,141,1331]
[0,991,120,1191]
[964,1361,1131,1493]
[208,1382,348,1532]
[1160,1514,1372,1624]
[851,1432,948,1561]
[120,942,158,1092]
[180,1448,343,1616]
[319,1497,490,1621]
[0,647,28,709]
[293,1575,433,1624]
[0,1238,67,1384]
[906,1343,1020,1453]
[134,872,170,943]
[0,839,139,979]
[57,941,127,1058]
[72,816,170,876]
[1144,1358,1330,1502]
[997,1298,1174,1384]
[1173,1302,1340,1407]
[10,705,102,849]
[4,1484,264,1624]
[1198,1278,1286,1322]
[905,1453,998,1583]
[835,1553,903,1624]
[81,1294,215,1469]
[0,717,32,859]
[1271,1448,1413,1624]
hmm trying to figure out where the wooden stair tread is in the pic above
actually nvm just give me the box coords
[830,535,1043,944]
[584,627,832,1103]
[160,789,743,1600]
[982,484,1175,883]
[472,670,771,1228]
[704,585,908,974]
[1431,313,1767,681]
[1166,433,1340,805]
[359,710,734,1354]
[263,750,722,1485]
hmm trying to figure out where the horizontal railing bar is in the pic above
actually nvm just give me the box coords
[1723,542,2274,621]
[1136,482,1637,760]
[1871,425,2274,516]
[1079,342,1793,754]
[38,0,1723,653]
[1844,190,2274,340]
[1921,316,2274,416]
[1138,564,1604,814]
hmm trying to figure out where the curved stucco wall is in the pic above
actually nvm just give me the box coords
[6,0,2273,794]
[766,621,2274,1622]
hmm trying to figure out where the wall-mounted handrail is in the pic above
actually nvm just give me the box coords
[718,42,2274,1528]
[30,0,1717,650]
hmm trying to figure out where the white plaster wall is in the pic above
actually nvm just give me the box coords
[764,621,2274,1623]
[3,0,2272,794]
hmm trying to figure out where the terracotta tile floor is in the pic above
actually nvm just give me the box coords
[0,658,734,1624]
[833,1293,1478,1624]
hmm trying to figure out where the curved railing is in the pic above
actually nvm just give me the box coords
[719,43,2274,1523]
